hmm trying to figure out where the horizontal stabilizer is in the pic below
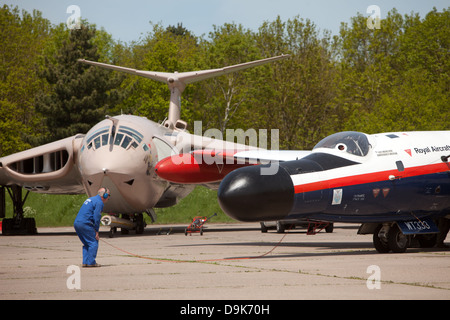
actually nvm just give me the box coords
[79,54,290,129]
[78,54,290,85]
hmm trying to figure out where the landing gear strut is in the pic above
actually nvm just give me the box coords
[1,186,37,235]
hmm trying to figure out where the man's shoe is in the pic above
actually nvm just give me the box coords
[84,263,101,267]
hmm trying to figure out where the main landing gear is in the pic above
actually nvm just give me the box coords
[373,224,408,253]
[369,223,437,253]
[1,186,37,235]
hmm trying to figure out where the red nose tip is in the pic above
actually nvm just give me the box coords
[155,153,248,184]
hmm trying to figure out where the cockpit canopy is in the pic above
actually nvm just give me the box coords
[84,124,145,151]
[313,131,371,157]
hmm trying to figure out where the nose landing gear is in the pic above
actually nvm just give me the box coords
[101,213,146,238]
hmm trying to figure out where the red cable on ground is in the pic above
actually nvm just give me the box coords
[100,227,291,263]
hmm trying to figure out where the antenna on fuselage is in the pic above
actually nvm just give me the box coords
[78,55,290,130]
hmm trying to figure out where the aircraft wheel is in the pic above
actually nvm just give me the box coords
[2,217,36,235]
[260,222,268,233]
[121,214,130,234]
[325,223,334,233]
[276,221,285,233]
[373,224,390,253]
[2,218,13,235]
[387,224,409,253]
[135,213,144,234]
[109,227,116,238]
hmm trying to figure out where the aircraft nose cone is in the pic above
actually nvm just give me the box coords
[218,164,294,222]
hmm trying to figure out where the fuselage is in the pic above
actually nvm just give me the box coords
[78,115,193,214]
[218,131,450,223]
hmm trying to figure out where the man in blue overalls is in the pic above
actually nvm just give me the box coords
[74,187,110,267]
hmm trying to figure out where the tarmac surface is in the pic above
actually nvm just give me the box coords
[0,222,449,300]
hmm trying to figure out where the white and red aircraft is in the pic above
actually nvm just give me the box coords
[218,131,450,253]
[0,55,292,234]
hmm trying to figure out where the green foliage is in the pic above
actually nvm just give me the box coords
[336,7,449,135]
[154,187,234,224]
[35,24,121,143]
[0,5,51,155]
[0,100,30,155]
[112,23,202,123]
[252,16,337,149]
[198,23,261,132]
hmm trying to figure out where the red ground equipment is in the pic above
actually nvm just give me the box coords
[185,213,217,236]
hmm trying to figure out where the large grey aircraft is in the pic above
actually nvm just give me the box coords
[0,55,292,234]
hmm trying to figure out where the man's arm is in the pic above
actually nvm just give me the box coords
[93,200,103,232]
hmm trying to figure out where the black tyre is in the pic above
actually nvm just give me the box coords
[276,221,285,233]
[260,222,268,233]
[135,213,144,234]
[373,224,390,253]
[388,224,408,253]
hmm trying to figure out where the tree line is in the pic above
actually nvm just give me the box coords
[0,4,448,156]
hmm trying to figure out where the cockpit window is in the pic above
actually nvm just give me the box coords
[121,136,132,149]
[118,126,143,143]
[313,131,371,157]
[86,126,109,145]
[114,133,124,146]
[94,137,101,149]
[101,134,109,146]
[86,125,144,151]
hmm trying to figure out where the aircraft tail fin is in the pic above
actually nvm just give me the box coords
[78,54,290,129]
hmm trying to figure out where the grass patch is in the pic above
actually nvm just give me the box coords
[154,186,234,225]
[3,186,235,227]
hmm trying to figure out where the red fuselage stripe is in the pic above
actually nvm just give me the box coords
[294,163,450,194]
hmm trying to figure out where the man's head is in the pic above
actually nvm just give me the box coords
[97,187,111,202]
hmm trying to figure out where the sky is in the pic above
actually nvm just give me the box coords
[3,0,449,43]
